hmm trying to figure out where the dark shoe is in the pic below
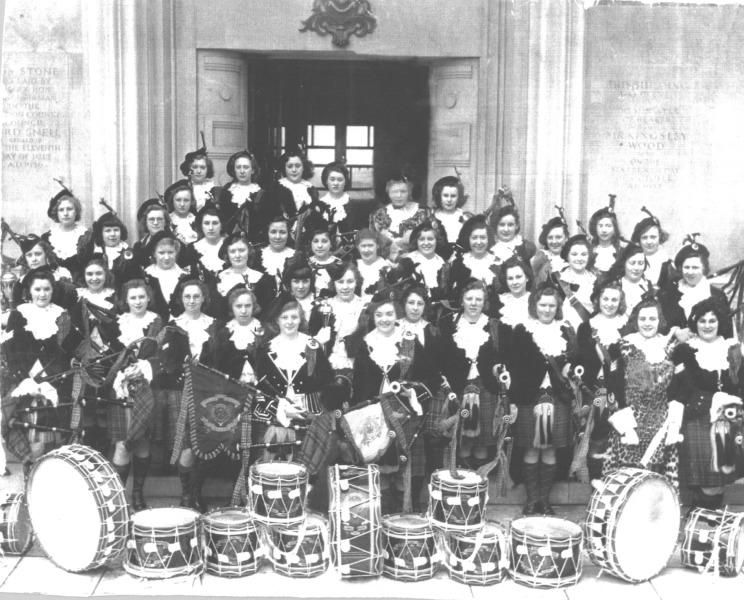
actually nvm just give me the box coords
[179,469,193,508]
[131,456,150,512]
[541,502,556,516]
[523,501,540,515]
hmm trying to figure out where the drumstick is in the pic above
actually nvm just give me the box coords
[246,440,302,450]
[9,420,73,435]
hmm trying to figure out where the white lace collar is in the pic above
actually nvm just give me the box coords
[364,327,404,371]
[593,245,616,272]
[76,288,115,310]
[228,182,261,206]
[523,319,567,357]
[398,319,428,346]
[644,247,670,284]
[171,213,198,245]
[145,264,187,304]
[270,332,311,372]
[678,279,712,318]
[329,295,365,335]
[279,178,312,212]
[47,222,87,259]
[227,318,262,350]
[18,303,64,340]
[490,234,524,263]
[117,311,158,347]
[98,242,128,268]
[191,180,214,211]
[386,202,419,233]
[261,247,294,276]
[621,277,650,314]
[546,251,567,273]
[499,293,530,327]
[453,314,490,379]
[434,209,465,242]
[624,332,669,364]
[320,192,350,223]
[560,267,595,287]
[688,336,736,372]
[175,313,214,357]
[407,250,444,289]
[463,252,496,283]
[590,313,627,347]
[194,237,226,273]
[217,267,264,296]
[358,258,390,286]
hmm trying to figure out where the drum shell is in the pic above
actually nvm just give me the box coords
[681,508,744,577]
[443,522,507,586]
[509,517,583,589]
[124,508,203,579]
[328,464,383,578]
[203,508,260,577]
[268,514,329,578]
[248,462,308,525]
[0,493,33,555]
[381,514,437,582]
[428,469,488,531]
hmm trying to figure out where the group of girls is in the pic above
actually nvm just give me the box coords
[1,143,742,518]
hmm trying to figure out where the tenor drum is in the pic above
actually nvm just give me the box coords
[442,521,508,586]
[584,467,680,582]
[26,444,129,572]
[0,493,33,555]
[203,507,261,577]
[248,461,307,525]
[124,507,203,579]
[681,508,744,577]
[428,469,488,531]
[509,517,583,589]
[267,512,329,578]
[381,513,437,581]
[328,464,383,578]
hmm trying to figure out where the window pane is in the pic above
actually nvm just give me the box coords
[346,126,368,147]
[308,148,335,165]
[369,126,374,146]
[311,125,335,147]
[351,167,374,189]
[346,149,373,165]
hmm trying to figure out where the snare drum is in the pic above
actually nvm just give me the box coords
[509,517,583,589]
[26,444,129,572]
[267,512,329,578]
[428,469,488,531]
[381,513,438,581]
[203,507,261,577]
[249,461,307,525]
[681,508,744,577]
[0,493,33,555]
[124,507,203,579]
[584,467,679,582]
[442,521,508,586]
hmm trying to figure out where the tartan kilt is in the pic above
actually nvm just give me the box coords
[152,388,184,452]
[513,396,571,450]
[109,403,128,443]
[679,418,737,487]
[459,381,500,447]
[422,386,450,438]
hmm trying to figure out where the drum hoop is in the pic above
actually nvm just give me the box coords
[1,493,33,553]
[510,517,583,543]
[203,507,254,530]
[251,461,307,481]
[432,469,487,488]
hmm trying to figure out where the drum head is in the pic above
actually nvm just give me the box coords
[132,507,198,529]
[512,516,582,539]
[436,469,484,486]
[206,507,252,526]
[383,514,429,529]
[253,461,305,477]
[735,518,744,574]
[27,457,102,572]
[612,476,679,581]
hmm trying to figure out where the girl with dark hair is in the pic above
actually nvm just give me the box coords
[489,205,536,266]
[282,256,315,324]
[41,184,90,280]
[307,226,342,296]
[132,199,171,269]
[11,236,76,310]
[217,150,263,239]
[630,209,674,289]
[318,161,358,235]
[588,199,623,275]
[557,235,596,330]
[507,283,579,515]
[531,216,569,287]
[166,184,198,246]
[606,243,654,318]
[603,299,682,490]
[404,220,447,295]
[175,146,219,211]
[179,205,226,280]
[214,234,274,319]
[257,216,296,292]
[670,298,743,509]
[431,175,470,257]
[447,215,499,313]
[140,232,194,321]
[89,211,136,288]
[493,256,533,329]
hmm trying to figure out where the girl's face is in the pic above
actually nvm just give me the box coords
[496,215,517,243]
[374,302,397,334]
[596,217,615,243]
[440,186,459,212]
[388,182,409,208]
[290,278,312,300]
[536,293,559,324]
[311,233,332,260]
[567,243,589,273]
[625,253,646,283]
[462,289,485,321]
[358,239,378,263]
[639,226,660,255]
[146,209,167,235]
[173,191,193,217]
[25,244,47,269]
[56,199,77,227]
[102,226,121,247]
[84,263,106,292]
[469,227,489,257]
[234,157,253,184]
[416,230,437,258]
[284,156,304,183]
[268,222,289,251]
[637,306,660,338]
[334,269,357,301]
[278,307,301,336]
[599,288,622,318]
[696,311,719,342]
[546,227,567,255]
[181,284,204,316]
[228,241,250,268]
[232,293,254,325]
[505,266,528,296]
[682,256,705,287]
[30,279,53,308]
[126,287,149,316]
[190,158,208,184]
[326,171,346,195]
[201,215,222,241]
[154,241,177,269]
[404,293,426,323]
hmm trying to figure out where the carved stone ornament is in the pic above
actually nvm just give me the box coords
[299,0,377,48]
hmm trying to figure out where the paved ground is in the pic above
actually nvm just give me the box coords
[2,467,743,598]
